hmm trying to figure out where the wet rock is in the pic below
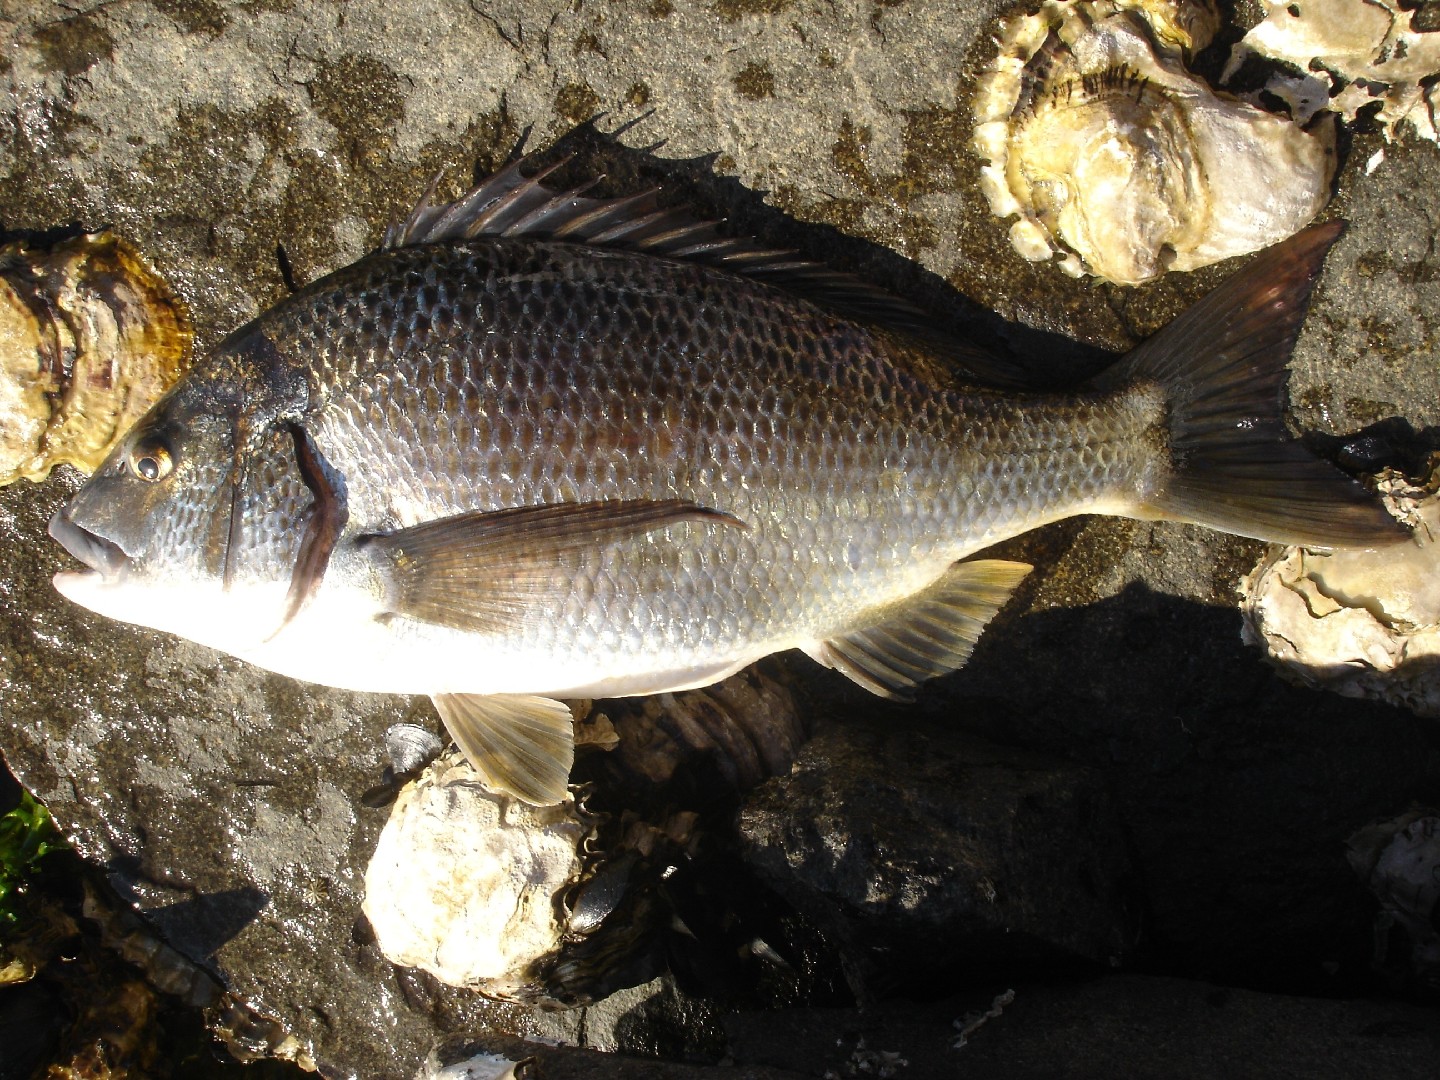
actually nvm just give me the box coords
[737,716,1136,992]
[0,0,1437,1077]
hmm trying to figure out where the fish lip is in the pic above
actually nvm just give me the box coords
[48,510,129,581]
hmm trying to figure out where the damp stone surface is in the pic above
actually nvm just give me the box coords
[2,2,1440,1079]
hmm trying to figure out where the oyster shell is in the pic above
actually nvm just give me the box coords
[362,753,602,998]
[363,669,811,1005]
[0,231,190,486]
[1223,0,1440,144]
[1240,468,1440,716]
[1346,811,1440,991]
[972,0,1336,285]
[419,1047,535,1080]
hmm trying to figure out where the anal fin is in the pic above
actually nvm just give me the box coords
[431,692,576,805]
[804,559,1032,700]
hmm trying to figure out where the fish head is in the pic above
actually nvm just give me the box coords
[47,360,291,645]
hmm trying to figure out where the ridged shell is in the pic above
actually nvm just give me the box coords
[0,231,190,485]
[361,753,601,998]
[972,0,1336,285]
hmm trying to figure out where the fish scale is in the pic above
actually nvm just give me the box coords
[253,238,1134,669]
[48,158,1401,805]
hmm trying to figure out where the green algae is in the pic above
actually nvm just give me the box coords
[734,61,776,100]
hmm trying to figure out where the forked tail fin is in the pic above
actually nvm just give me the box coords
[1101,221,1405,549]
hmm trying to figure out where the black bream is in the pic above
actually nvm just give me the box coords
[47,154,1404,804]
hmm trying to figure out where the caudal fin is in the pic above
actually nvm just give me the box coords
[1103,222,1405,549]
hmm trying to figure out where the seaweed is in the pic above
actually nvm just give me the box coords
[0,789,65,932]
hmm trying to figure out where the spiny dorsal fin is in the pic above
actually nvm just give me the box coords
[359,498,744,634]
[431,692,574,805]
[381,150,1031,384]
[804,559,1032,700]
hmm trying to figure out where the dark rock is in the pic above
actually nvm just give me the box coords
[0,980,65,1080]
[418,974,1440,1079]
[720,975,1440,1080]
[737,716,1136,995]
[935,577,1440,992]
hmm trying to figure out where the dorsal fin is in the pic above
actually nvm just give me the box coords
[383,152,912,320]
[381,149,1038,388]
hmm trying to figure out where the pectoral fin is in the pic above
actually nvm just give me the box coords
[431,692,576,805]
[804,559,1032,700]
[360,499,744,633]
[272,424,348,634]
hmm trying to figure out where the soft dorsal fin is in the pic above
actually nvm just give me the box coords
[381,148,1039,387]
[804,559,1032,700]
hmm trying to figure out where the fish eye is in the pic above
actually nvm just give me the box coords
[128,439,174,482]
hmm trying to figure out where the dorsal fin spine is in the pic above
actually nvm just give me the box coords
[379,142,1039,389]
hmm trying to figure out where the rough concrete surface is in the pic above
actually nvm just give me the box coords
[1,1,1439,1078]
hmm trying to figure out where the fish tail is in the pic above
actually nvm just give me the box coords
[1104,221,1405,548]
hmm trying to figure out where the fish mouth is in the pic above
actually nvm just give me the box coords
[48,510,129,581]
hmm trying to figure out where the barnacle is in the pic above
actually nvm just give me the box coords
[972,0,1336,285]
[0,231,190,486]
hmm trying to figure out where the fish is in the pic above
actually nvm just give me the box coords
[46,147,1406,806]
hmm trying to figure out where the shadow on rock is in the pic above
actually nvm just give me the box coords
[934,579,1440,996]
[118,879,270,967]
[522,120,1116,386]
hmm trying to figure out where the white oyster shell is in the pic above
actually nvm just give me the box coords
[1224,0,1440,144]
[362,754,591,995]
[972,0,1336,285]
[1240,470,1440,716]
